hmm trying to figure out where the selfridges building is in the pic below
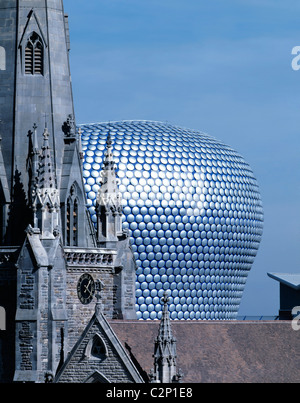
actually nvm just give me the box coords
[80,120,264,320]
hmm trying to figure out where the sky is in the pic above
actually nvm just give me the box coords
[63,0,300,316]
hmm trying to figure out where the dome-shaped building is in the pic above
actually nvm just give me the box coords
[80,120,263,320]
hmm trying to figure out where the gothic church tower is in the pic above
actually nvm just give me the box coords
[0,0,93,247]
[0,0,137,383]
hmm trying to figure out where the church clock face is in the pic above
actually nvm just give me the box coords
[77,273,95,305]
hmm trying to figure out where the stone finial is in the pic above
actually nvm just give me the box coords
[43,126,49,139]
[78,127,84,160]
[32,123,39,152]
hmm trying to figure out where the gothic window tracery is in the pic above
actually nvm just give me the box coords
[91,337,106,360]
[25,32,44,75]
[85,334,108,361]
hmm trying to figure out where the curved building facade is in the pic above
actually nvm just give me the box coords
[80,121,263,320]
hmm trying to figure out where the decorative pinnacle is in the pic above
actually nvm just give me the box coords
[43,126,49,141]
[78,127,84,160]
[158,291,173,341]
[100,132,116,175]
[161,290,170,306]
[106,132,112,148]
[37,126,56,190]
[161,290,171,319]
[32,123,39,153]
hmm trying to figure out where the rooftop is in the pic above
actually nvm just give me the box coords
[110,319,300,383]
[268,273,300,290]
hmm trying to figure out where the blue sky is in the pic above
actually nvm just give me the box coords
[64,0,300,316]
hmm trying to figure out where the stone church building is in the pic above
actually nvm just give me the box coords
[0,0,183,384]
[0,0,299,384]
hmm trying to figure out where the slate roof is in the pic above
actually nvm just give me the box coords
[110,320,300,383]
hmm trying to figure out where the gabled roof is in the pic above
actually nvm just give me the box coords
[54,309,144,383]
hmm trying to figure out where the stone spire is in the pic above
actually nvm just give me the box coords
[95,133,123,247]
[30,122,40,166]
[32,126,60,238]
[150,292,183,383]
[27,123,40,204]
[37,127,57,190]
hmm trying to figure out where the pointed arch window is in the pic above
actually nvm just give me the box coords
[25,32,44,75]
[66,184,80,246]
[66,196,78,246]
[73,199,78,246]
[66,198,71,246]
[91,337,106,359]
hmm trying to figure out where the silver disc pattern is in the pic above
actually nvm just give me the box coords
[79,121,264,320]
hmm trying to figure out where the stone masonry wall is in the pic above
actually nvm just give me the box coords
[57,321,135,383]
[0,264,17,383]
[66,263,116,352]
